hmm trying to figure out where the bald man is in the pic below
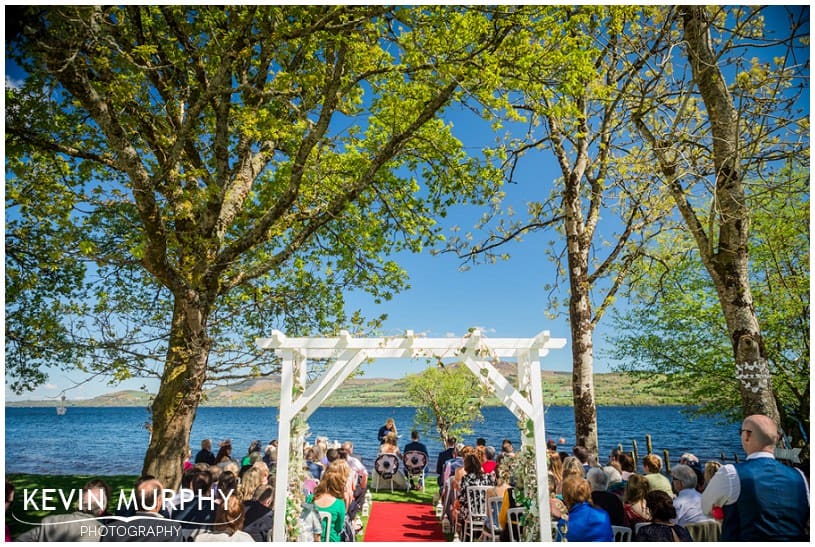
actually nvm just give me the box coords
[702,414,809,541]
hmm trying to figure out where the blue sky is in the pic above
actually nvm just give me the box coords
[5,5,808,402]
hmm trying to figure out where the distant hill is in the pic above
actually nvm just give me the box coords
[7,365,675,408]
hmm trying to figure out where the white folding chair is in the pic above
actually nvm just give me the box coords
[318,511,332,542]
[372,453,401,492]
[612,525,632,542]
[480,495,503,541]
[403,450,428,491]
[463,485,491,542]
[506,507,525,542]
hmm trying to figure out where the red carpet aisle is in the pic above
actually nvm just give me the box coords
[363,502,447,542]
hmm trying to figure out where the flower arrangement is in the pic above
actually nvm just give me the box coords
[501,444,541,542]
[284,415,310,540]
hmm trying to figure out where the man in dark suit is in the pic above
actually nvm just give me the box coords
[194,439,215,465]
[403,430,429,490]
[435,436,457,487]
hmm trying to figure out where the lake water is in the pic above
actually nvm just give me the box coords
[5,405,744,475]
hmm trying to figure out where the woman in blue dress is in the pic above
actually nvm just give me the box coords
[556,475,614,542]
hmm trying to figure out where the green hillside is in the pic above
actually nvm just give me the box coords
[7,367,676,408]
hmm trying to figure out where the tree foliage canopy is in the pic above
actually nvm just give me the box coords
[405,364,491,445]
[6,5,516,392]
[608,167,809,452]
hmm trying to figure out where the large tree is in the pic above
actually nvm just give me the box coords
[447,6,674,453]
[609,167,809,460]
[405,364,490,445]
[5,6,513,487]
[632,5,809,425]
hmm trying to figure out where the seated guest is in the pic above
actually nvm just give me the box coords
[548,451,564,494]
[618,452,636,480]
[496,439,515,466]
[436,437,457,487]
[341,441,368,520]
[103,479,183,541]
[573,445,591,472]
[702,414,809,541]
[214,440,236,468]
[642,454,673,497]
[603,464,626,499]
[307,463,349,542]
[195,439,216,466]
[175,469,218,538]
[454,454,495,540]
[242,484,274,542]
[670,464,707,526]
[17,479,109,541]
[482,446,498,475]
[634,490,692,542]
[586,467,626,527]
[263,439,278,468]
[379,432,402,459]
[555,476,613,542]
[403,430,429,490]
[623,473,651,525]
[561,456,586,481]
[194,495,253,542]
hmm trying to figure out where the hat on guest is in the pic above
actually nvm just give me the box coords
[219,439,233,448]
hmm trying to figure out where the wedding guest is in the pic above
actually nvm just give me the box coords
[618,452,636,480]
[436,437,457,487]
[341,441,368,520]
[623,473,651,526]
[194,495,253,542]
[587,467,626,527]
[634,490,692,542]
[670,464,707,526]
[18,479,109,541]
[454,454,495,540]
[555,476,614,541]
[242,485,274,542]
[642,454,673,497]
[307,463,349,542]
[702,414,809,541]
[103,478,183,541]
[195,439,216,465]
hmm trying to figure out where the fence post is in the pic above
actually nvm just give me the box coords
[632,440,639,472]
[663,449,671,474]
[646,434,653,455]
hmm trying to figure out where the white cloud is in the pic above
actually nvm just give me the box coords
[5,75,24,90]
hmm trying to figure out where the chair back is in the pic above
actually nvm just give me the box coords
[685,520,721,542]
[506,507,525,541]
[465,485,491,520]
[318,511,332,542]
[634,522,649,535]
[403,450,428,474]
[611,525,632,542]
[483,495,503,541]
[374,453,400,479]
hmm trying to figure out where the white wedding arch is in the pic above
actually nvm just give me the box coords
[256,328,567,542]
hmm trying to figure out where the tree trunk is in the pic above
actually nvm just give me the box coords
[681,6,781,426]
[142,293,211,490]
[563,177,599,454]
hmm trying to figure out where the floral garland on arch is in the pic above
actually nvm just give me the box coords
[284,415,310,541]
[501,444,540,542]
